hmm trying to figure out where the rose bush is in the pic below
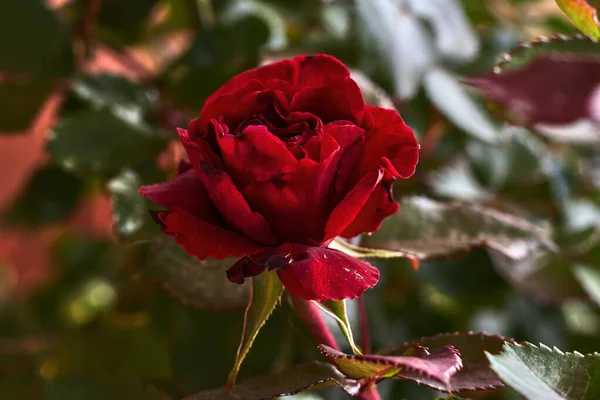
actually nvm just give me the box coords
[140,54,419,302]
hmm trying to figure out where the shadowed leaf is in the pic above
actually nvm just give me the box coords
[361,196,554,262]
[227,270,283,389]
[487,342,600,399]
[184,362,360,400]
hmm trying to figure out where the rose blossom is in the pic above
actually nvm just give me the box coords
[140,54,419,301]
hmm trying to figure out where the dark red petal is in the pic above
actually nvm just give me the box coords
[323,168,384,241]
[360,106,419,178]
[340,180,399,238]
[216,124,297,187]
[290,79,365,125]
[179,127,279,246]
[293,54,351,88]
[274,244,380,301]
[226,256,267,284]
[153,209,264,260]
[242,159,329,244]
[139,169,221,225]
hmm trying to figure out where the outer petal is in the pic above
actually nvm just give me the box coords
[152,209,264,260]
[216,124,297,187]
[293,54,351,88]
[340,180,399,238]
[139,169,221,225]
[323,168,384,241]
[179,127,279,246]
[274,244,380,301]
[360,106,419,178]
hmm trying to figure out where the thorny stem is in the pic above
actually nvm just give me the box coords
[290,295,382,400]
[358,296,371,355]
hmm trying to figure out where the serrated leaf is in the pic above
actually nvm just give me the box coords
[574,264,600,306]
[487,342,600,400]
[318,344,462,387]
[556,0,600,41]
[141,239,250,312]
[489,250,588,302]
[47,109,165,174]
[185,362,360,400]
[314,300,361,355]
[227,270,283,389]
[361,196,554,261]
[108,169,146,237]
[389,332,509,392]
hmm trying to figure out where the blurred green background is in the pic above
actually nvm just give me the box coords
[1,0,599,399]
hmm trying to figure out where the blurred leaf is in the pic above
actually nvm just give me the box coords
[487,342,600,399]
[142,239,250,311]
[489,250,588,303]
[0,77,57,132]
[47,109,165,174]
[108,169,145,237]
[2,166,83,227]
[314,300,361,355]
[318,344,462,390]
[185,362,360,400]
[556,0,600,40]
[361,196,554,261]
[429,157,489,201]
[98,0,160,44]
[0,0,73,75]
[350,70,395,109]
[424,67,499,143]
[389,332,510,392]
[227,270,283,388]
[574,265,600,306]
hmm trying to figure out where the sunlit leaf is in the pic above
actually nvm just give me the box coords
[185,362,360,400]
[227,270,283,389]
[574,264,600,306]
[556,0,600,41]
[108,169,146,238]
[487,342,600,399]
[313,300,361,354]
[361,196,554,261]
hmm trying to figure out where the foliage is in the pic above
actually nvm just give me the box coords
[1,0,600,399]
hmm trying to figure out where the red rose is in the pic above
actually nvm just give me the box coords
[140,55,419,301]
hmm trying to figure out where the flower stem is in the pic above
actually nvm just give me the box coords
[358,296,371,355]
[290,295,339,350]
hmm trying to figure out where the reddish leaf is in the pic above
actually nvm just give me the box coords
[184,362,360,400]
[556,0,600,40]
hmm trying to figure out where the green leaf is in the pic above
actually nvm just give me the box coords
[314,300,361,355]
[108,169,146,237]
[574,264,600,306]
[0,0,73,75]
[487,342,600,399]
[47,109,165,175]
[227,270,283,389]
[140,239,250,312]
[185,362,360,400]
[556,0,600,41]
[2,166,83,227]
[0,77,57,132]
[361,196,554,262]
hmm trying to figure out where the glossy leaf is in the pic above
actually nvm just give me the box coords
[361,196,554,261]
[141,239,250,312]
[108,169,146,238]
[314,300,361,354]
[487,342,600,399]
[227,270,283,389]
[185,362,360,400]
[318,344,462,387]
[556,0,600,40]
[47,109,165,174]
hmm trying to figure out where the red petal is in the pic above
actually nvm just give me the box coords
[179,127,279,246]
[275,244,380,301]
[139,169,221,225]
[154,209,264,260]
[293,54,351,88]
[360,106,419,178]
[290,79,365,125]
[341,180,399,238]
[324,168,384,241]
[216,124,297,187]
